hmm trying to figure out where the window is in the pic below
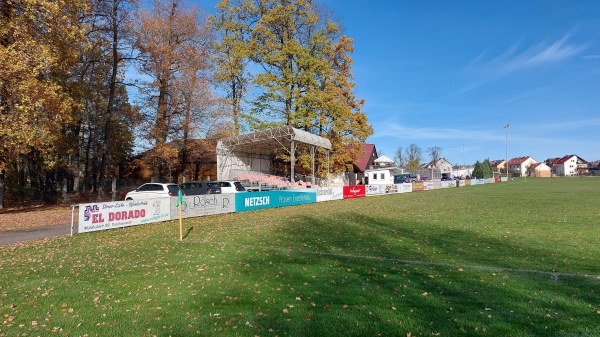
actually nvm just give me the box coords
[139,184,153,191]
[380,173,385,180]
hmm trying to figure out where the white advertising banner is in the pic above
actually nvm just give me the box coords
[423,182,434,190]
[79,199,171,233]
[366,184,386,195]
[170,194,235,219]
[315,187,344,202]
[396,183,412,193]
[441,181,454,189]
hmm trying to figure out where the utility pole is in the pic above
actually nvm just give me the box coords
[504,124,509,180]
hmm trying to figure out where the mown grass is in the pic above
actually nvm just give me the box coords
[1,178,599,336]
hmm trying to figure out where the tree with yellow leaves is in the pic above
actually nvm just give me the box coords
[0,0,89,205]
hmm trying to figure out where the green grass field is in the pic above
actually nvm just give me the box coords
[1,178,599,336]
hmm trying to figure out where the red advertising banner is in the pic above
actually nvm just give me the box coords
[343,185,366,199]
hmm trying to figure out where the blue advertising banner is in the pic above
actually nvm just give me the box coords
[235,190,316,212]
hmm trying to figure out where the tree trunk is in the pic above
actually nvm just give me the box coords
[99,0,120,196]
[0,171,4,209]
[62,175,68,205]
[111,174,117,201]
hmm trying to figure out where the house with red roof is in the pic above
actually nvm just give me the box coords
[553,155,588,176]
[507,156,538,177]
[348,144,378,185]
[527,163,551,178]
[490,160,506,174]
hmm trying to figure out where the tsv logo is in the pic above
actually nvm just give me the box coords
[83,205,100,221]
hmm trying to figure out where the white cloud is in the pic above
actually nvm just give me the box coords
[467,34,587,77]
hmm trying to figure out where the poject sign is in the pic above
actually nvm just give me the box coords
[78,199,171,233]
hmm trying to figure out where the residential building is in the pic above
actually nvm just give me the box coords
[490,160,506,174]
[421,158,452,180]
[527,163,551,178]
[507,156,538,177]
[365,155,400,185]
[349,144,378,185]
[589,160,600,175]
[554,155,588,176]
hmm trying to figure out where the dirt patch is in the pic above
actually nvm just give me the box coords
[0,205,74,232]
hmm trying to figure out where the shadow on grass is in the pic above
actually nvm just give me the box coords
[182,226,194,240]
[213,210,600,336]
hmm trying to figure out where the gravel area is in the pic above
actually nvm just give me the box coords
[0,205,75,232]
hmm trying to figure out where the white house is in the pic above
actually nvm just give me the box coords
[554,155,588,176]
[507,156,538,177]
[365,155,400,185]
[422,158,454,179]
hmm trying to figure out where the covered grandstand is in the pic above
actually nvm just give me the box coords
[216,126,332,190]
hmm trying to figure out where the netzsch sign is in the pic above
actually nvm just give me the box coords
[343,185,366,199]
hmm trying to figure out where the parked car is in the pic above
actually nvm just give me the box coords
[124,183,181,200]
[441,173,453,181]
[393,173,419,183]
[179,181,222,195]
[218,181,247,193]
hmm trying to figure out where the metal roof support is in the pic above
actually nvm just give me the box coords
[310,146,315,185]
[216,126,332,181]
[290,139,295,185]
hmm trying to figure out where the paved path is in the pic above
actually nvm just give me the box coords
[0,224,71,247]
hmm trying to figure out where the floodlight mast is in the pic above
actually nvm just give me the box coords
[503,124,509,179]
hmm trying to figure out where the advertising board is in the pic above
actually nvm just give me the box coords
[343,185,366,199]
[412,182,424,191]
[170,194,235,219]
[366,184,386,195]
[397,183,412,193]
[235,190,316,212]
[78,198,171,233]
[315,187,344,202]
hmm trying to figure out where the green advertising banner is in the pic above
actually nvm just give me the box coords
[235,190,317,212]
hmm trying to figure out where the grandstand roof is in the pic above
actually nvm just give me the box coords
[217,126,332,153]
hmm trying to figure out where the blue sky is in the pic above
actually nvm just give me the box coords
[198,0,600,165]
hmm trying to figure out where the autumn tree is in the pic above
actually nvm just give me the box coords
[210,0,255,135]
[96,0,138,196]
[170,30,218,182]
[427,146,442,163]
[395,146,406,168]
[67,0,140,199]
[134,0,215,181]
[213,0,372,176]
[0,0,89,205]
[405,144,422,172]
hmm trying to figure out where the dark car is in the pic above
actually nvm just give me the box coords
[393,173,418,184]
[179,181,222,195]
